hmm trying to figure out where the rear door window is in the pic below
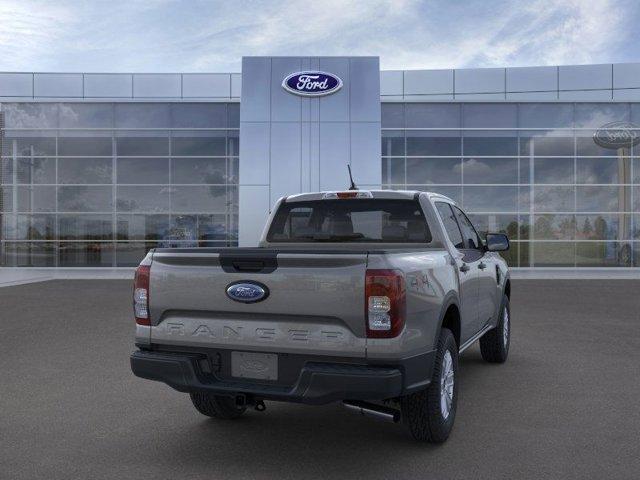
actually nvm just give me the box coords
[435,202,464,249]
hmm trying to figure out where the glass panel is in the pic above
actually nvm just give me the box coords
[58,158,112,184]
[519,215,531,240]
[58,137,113,156]
[435,202,464,249]
[467,214,519,239]
[406,158,461,184]
[381,130,404,156]
[519,241,530,267]
[171,158,227,184]
[114,104,170,128]
[58,103,113,128]
[406,131,461,156]
[519,134,574,156]
[1,157,12,183]
[518,104,574,129]
[576,242,631,267]
[17,186,56,212]
[576,157,629,184]
[576,135,630,156]
[463,104,517,128]
[533,158,574,184]
[463,135,518,156]
[116,136,168,156]
[498,243,518,267]
[170,103,227,128]
[228,157,238,184]
[462,157,517,184]
[533,186,574,212]
[381,103,404,128]
[169,214,228,244]
[58,186,113,212]
[227,130,239,157]
[58,214,113,240]
[2,136,56,156]
[576,186,630,212]
[115,242,157,267]
[116,158,169,184]
[1,242,56,267]
[633,158,640,183]
[2,104,58,128]
[0,186,12,211]
[381,158,404,184]
[12,215,55,240]
[406,104,460,128]
[171,133,226,156]
[58,242,114,267]
[116,186,170,212]
[576,214,630,241]
[171,186,229,213]
[533,214,575,240]
[16,157,55,184]
[531,242,575,267]
[574,103,630,128]
[228,104,240,127]
[519,157,530,184]
[462,186,518,212]
[116,214,170,241]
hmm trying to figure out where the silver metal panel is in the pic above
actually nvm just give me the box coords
[506,91,558,100]
[270,57,302,122]
[558,89,613,100]
[182,74,230,98]
[34,73,83,97]
[613,88,640,101]
[455,93,505,100]
[133,74,181,97]
[403,94,454,101]
[349,57,380,122]
[84,73,132,97]
[380,70,403,96]
[506,66,557,92]
[300,122,312,191]
[319,57,350,122]
[238,185,270,246]
[238,122,270,185]
[231,73,242,98]
[613,63,640,89]
[0,73,33,97]
[240,57,271,122]
[455,67,504,94]
[270,122,302,205]
[319,122,350,190]
[350,122,381,186]
[559,64,611,91]
[404,69,453,95]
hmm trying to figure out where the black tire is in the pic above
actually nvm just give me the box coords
[401,328,458,443]
[189,392,247,419]
[479,296,510,363]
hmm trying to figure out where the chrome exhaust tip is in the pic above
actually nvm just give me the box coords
[343,400,401,423]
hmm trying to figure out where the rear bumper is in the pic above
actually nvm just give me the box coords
[130,349,434,405]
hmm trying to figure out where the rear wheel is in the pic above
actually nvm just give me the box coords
[189,392,246,419]
[479,296,510,363]
[401,328,458,443]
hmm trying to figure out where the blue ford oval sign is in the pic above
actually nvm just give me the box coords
[282,71,343,97]
[226,281,269,303]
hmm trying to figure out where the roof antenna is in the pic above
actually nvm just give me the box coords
[347,164,358,190]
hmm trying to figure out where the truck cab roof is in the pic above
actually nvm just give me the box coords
[283,189,456,205]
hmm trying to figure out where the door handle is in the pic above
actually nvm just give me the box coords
[478,261,487,270]
[459,263,470,273]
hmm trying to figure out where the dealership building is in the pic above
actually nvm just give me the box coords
[1,57,640,272]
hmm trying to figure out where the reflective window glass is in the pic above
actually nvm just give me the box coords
[1,242,56,267]
[16,157,56,184]
[171,186,228,213]
[58,137,112,156]
[531,242,575,267]
[519,134,574,156]
[518,104,574,129]
[576,157,627,184]
[534,158,574,184]
[574,103,630,128]
[58,158,112,184]
[116,186,170,213]
[533,186,575,212]
[382,103,404,128]
[463,104,517,128]
[14,214,55,240]
[170,103,227,128]
[406,104,460,128]
[2,104,58,128]
[533,214,576,240]
[58,186,113,212]
[435,202,464,249]
[17,186,56,212]
[467,214,519,240]
[462,158,517,184]
[116,214,170,241]
[452,205,482,249]
[381,158,405,185]
[116,158,169,184]
[406,132,461,156]
[116,136,168,156]
[3,136,56,156]
[576,242,631,267]
[171,158,227,184]
[171,135,226,156]
[406,158,461,184]
[114,104,170,128]
[463,186,518,212]
[58,214,113,240]
[576,186,630,212]
[463,136,518,156]
[381,131,404,156]
[58,103,113,128]
[576,214,630,241]
[58,242,114,267]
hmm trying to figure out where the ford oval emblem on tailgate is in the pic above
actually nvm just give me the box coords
[226,281,269,303]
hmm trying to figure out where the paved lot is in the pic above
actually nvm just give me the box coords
[1,279,639,480]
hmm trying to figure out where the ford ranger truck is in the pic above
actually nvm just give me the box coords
[130,190,511,443]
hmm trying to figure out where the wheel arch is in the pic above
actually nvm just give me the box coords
[437,292,461,348]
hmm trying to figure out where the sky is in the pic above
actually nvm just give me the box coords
[0,0,638,73]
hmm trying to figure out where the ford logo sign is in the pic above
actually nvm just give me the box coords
[226,281,269,303]
[593,121,640,149]
[282,71,343,97]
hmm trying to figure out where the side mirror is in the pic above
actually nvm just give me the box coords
[485,233,509,252]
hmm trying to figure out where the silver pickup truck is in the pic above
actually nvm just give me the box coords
[131,190,511,443]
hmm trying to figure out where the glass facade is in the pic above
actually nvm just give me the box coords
[382,102,640,267]
[0,103,239,266]
[1,100,639,268]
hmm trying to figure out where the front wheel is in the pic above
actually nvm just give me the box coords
[401,328,458,443]
[479,296,511,363]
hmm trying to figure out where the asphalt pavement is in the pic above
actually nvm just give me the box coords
[1,279,639,480]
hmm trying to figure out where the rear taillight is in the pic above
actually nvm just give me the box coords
[365,269,406,338]
[133,265,150,326]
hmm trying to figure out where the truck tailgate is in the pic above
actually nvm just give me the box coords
[148,249,367,357]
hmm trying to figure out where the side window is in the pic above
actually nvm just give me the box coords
[435,202,464,249]
[452,206,482,250]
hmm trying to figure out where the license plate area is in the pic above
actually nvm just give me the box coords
[231,351,278,381]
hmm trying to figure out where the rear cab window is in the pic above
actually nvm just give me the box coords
[267,199,432,243]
